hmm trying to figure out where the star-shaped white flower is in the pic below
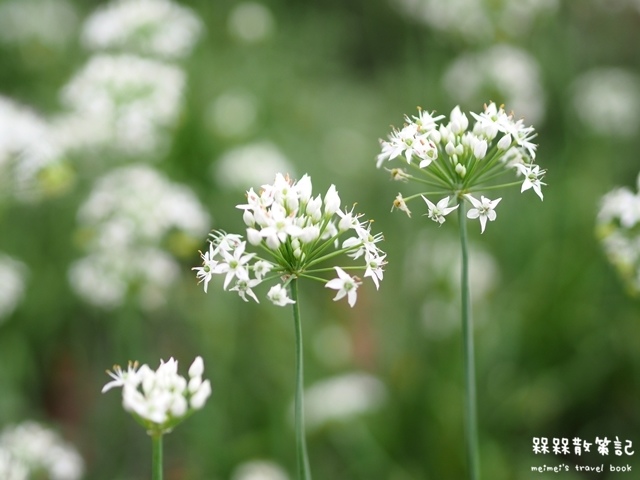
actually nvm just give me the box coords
[230,278,261,303]
[466,195,502,233]
[364,252,386,290]
[516,163,546,200]
[192,243,218,293]
[325,267,362,307]
[102,361,140,393]
[421,195,459,225]
[267,284,295,307]
[216,241,255,289]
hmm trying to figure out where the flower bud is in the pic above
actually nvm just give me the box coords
[445,141,456,156]
[242,209,255,227]
[247,228,262,245]
[498,133,512,150]
[190,380,212,410]
[189,356,204,378]
[455,163,467,178]
[296,174,312,203]
[473,139,488,159]
[299,225,320,243]
[306,195,322,218]
[324,184,341,216]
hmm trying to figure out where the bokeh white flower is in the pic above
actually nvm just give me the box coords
[443,45,546,125]
[302,372,387,431]
[228,2,276,43]
[0,0,78,49]
[0,421,85,480]
[81,0,203,60]
[391,0,558,43]
[212,141,295,191]
[207,90,259,138]
[102,356,212,435]
[597,172,640,295]
[571,68,640,137]
[0,447,27,480]
[0,96,70,202]
[69,165,209,309]
[231,460,290,480]
[0,254,27,322]
[58,54,185,157]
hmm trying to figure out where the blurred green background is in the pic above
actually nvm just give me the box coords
[1,0,640,478]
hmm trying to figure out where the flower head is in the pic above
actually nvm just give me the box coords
[81,0,203,60]
[103,356,212,435]
[378,102,545,233]
[194,174,386,307]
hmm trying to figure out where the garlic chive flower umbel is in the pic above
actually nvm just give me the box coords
[193,173,386,306]
[377,102,546,232]
[193,173,385,480]
[378,103,546,480]
[102,356,211,435]
[102,357,211,480]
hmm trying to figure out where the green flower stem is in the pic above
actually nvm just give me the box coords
[151,433,163,480]
[458,199,480,480]
[289,278,312,480]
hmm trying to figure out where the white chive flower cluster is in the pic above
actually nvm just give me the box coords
[193,173,386,307]
[68,165,210,310]
[81,0,203,60]
[0,96,70,203]
[596,172,640,296]
[391,0,558,44]
[58,54,185,157]
[378,102,545,233]
[0,421,85,480]
[102,357,212,435]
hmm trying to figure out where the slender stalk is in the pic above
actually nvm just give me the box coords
[289,278,312,480]
[151,433,163,480]
[457,200,480,480]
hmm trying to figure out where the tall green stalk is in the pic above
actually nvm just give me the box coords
[458,199,480,480]
[289,278,312,480]
[151,433,163,480]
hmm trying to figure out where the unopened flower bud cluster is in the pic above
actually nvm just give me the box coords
[378,102,546,233]
[596,172,640,295]
[102,356,212,435]
[193,173,386,307]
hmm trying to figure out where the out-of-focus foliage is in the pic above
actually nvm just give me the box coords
[0,0,639,478]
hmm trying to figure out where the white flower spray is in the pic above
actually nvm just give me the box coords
[377,102,546,480]
[193,173,386,480]
[102,357,212,479]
